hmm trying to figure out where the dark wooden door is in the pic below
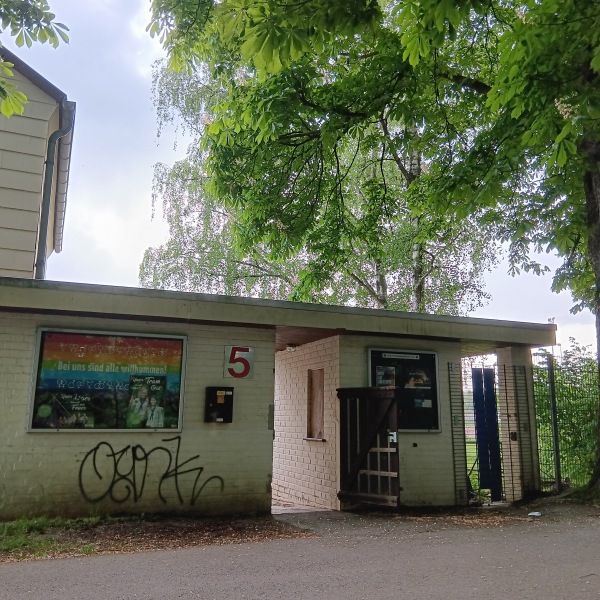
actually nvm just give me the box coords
[337,387,399,507]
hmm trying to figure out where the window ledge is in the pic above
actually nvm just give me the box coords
[303,437,326,442]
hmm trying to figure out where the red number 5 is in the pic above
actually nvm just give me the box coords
[227,346,251,378]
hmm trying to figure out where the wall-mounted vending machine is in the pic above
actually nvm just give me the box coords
[204,387,234,423]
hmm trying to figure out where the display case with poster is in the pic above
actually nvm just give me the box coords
[369,349,440,431]
[29,329,186,431]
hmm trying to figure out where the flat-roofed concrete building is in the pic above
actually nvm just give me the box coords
[0,277,555,518]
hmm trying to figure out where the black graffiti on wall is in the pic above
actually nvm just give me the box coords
[78,436,224,505]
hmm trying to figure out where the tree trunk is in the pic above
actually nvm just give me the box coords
[374,258,388,308]
[583,153,600,490]
[408,136,424,312]
[411,232,425,312]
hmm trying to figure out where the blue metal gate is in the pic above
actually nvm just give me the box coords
[472,368,503,501]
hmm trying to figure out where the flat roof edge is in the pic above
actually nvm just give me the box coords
[0,277,557,347]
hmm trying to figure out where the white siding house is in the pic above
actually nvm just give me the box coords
[0,48,75,278]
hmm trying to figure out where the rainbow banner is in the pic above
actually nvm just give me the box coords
[31,330,185,430]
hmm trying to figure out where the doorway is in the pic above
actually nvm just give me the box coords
[337,387,400,508]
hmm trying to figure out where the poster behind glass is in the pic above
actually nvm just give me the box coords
[30,330,185,431]
[369,349,440,431]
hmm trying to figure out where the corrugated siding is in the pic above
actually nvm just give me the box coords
[0,248,34,271]
[0,67,58,278]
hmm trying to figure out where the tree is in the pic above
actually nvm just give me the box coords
[142,62,302,299]
[147,0,600,489]
[394,0,600,488]
[144,8,503,310]
[142,61,499,314]
[142,146,498,312]
[140,147,305,299]
[0,0,68,116]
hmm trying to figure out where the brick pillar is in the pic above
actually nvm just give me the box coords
[496,347,541,502]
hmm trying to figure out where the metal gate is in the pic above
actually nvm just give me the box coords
[337,387,399,507]
[533,352,598,490]
[472,368,503,501]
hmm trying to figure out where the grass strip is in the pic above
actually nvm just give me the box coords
[1,515,108,560]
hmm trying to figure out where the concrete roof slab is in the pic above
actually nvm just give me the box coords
[0,277,556,354]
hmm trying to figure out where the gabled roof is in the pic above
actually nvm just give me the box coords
[0,46,66,103]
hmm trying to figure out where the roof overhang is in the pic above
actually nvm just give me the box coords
[0,278,557,356]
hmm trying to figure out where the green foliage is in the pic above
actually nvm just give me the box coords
[148,0,381,77]
[145,1,600,316]
[0,0,68,48]
[143,61,499,313]
[149,0,600,486]
[148,0,600,484]
[143,63,304,299]
[147,1,502,310]
[0,0,68,116]
[534,341,599,487]
[141,151,305,299]
[428,0,600,316]
[0,59,25,117]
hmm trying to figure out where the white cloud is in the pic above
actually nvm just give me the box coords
[128,0,167,79]
[475,254,595,349]
[48,193,169,287]
[556,322,596,350]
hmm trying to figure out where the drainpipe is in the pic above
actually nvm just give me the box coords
[34,99,76,279]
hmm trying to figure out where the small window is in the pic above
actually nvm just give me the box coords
[307,368,325,440]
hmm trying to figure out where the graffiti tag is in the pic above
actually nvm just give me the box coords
[78,436,224,505]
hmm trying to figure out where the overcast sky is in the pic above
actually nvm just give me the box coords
[2,0,595,351]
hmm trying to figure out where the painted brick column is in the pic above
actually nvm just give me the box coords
[496,347,541,502]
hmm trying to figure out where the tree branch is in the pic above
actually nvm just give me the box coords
[379,116,414,184]
[348,271,386,308]
[440,71,492,95]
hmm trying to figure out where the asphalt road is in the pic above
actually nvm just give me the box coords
[2,501,599,600]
